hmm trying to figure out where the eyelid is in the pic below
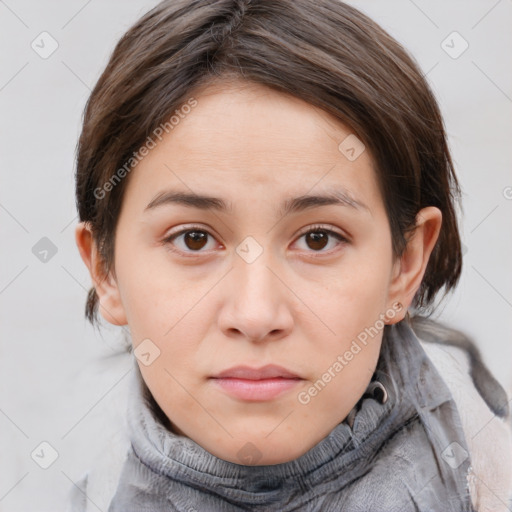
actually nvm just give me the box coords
[290,224,349,257]
[163,223,216,240]
[162,224,222,256]
[162,223,350,256]
[296,223,350,241]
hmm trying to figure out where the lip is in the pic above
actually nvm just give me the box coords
[210,365,303,401]
[213,364,301,380]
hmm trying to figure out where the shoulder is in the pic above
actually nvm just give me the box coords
[413,317,512,511]
[66,427,131,512]
[65,354,134,512]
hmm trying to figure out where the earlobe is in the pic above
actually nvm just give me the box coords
[74,222,128,326]
[386,207,442,324]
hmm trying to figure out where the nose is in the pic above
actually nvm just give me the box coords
[217,253,294,343]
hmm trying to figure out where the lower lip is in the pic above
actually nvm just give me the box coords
[211,377,302,401]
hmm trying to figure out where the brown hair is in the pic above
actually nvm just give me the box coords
[75,0,463,327]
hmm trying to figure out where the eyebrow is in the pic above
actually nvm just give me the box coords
[144,188,370,216]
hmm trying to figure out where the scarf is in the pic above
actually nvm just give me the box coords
[107,320,475,511]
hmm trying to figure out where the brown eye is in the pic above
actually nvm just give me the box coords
[294,226,348,254]
[305,231,329,250]
[164,228,216,253]
[183,231,208,250]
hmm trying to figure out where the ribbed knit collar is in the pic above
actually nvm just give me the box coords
[123,321,455,506]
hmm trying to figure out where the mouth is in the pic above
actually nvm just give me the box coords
[209,365,303,401]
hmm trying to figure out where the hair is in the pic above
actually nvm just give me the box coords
[75,0,463,327]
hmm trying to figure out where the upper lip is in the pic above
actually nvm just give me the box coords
[212,365,301,380]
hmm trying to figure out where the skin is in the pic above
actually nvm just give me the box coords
[76,80,442,466]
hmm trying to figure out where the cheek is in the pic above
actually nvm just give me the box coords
[304,246,391,382]
[345,234,393,311]
[314,252,391,330]
[305,287,385,413]
[116,253,224,375]
[114,243,193,337]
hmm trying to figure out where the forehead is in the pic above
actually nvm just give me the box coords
[171,80,354,165]
[121,80,383,215]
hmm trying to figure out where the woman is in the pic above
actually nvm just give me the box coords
[70,0,512,510]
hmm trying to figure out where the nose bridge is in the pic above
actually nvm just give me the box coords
[233,244,281,308]
[219,242,293,341]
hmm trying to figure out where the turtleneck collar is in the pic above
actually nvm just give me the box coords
[109,320,474,511]
[126,322,421,501]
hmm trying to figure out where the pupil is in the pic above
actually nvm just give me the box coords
[306,231,328,250]
[185,231,207,250]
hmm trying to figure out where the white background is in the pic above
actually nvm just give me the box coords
[1,1,511,510]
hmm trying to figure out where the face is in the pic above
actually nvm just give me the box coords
[91,81,411,465]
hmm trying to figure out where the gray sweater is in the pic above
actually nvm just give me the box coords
[69,320,511,511]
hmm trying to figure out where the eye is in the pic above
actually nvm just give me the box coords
[162,224,348,256]
[293,225,348,253]
[162,226,219,254]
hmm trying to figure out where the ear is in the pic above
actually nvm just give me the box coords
[74,222,128,326]
[386,207,442,324]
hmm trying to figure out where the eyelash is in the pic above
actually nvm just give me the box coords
[162,224,349,258]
